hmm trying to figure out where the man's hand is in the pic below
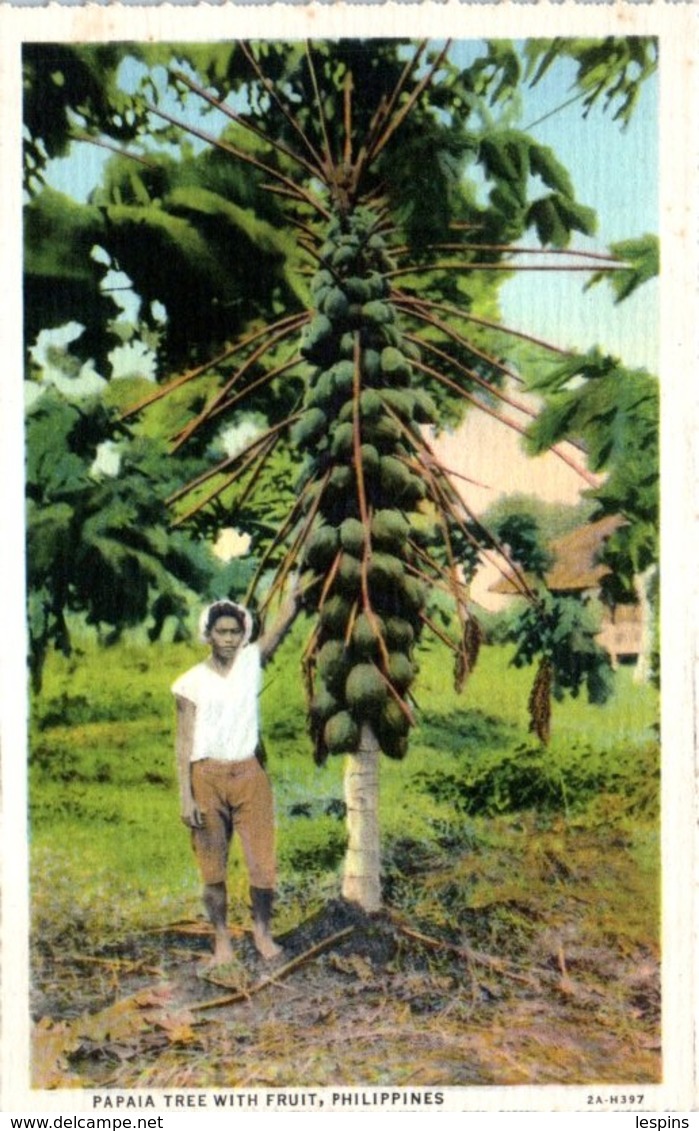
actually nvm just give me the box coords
[181,798,205,829]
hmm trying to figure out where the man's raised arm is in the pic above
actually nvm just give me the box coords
[257,579,302,665]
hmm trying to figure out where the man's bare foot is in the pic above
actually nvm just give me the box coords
[253,923,283,961]
[209,932,235,966]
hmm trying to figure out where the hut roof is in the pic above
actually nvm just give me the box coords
[490,514,627,596]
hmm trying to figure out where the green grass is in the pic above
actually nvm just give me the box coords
[29,626,659,949]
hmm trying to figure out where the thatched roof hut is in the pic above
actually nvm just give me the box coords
[490,514,626,596]
[490,515,645,668]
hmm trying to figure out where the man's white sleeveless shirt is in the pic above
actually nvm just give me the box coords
[171,644,261,763]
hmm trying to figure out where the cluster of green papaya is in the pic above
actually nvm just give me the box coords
[292,207,441,763]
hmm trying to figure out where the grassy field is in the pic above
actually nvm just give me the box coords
[28,623,661,1088]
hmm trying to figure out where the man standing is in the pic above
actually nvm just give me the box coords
[172,594,298,964]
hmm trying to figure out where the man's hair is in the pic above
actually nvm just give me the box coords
[203,601,246,637]
[198,599,254,644]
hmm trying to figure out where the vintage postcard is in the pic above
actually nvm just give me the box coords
[0,0,696,1116]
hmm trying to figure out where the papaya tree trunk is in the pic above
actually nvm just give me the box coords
[341,722,382,911]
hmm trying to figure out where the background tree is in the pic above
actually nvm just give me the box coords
[25,385,231,692]
[488,510,614,745]
[524,347,659,683]
[23,37,659,910]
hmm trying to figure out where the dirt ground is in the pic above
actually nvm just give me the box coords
[32,896,660,1091]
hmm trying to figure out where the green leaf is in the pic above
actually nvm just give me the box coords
[528,142,575,198]
[553,196,597,238]
[479,131,531,206]
[524,37,657,128]
[586,233,659,303]
[526,196,569,248]
[26,501,75,580]
[526,193,596,248]
[24,189,105,282]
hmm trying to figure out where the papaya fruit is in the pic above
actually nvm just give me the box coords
[336,232,361,249]
[311,681,341,722]
[361,443,380,478]
[320,594,352,636]
[367,233,386,252]
[380,389,416,420]
[290,407,329,448]
[303,523,339,571]
[371,509,410,552]
[369,552,405,589]
[339,332,356,359]
[380,325,402,351]
[345,662,388,715]
[378,455,409,495]
[362,300,394,326]
[380,346,411,382]
[378,697,411,738]
[379,455,425,501]
[337,399,357,426]
[402,574,427,614]
[332,245,359,272]
[406,474,428,504]
[324,710,360,755]
[316,638,349,694]
[402,338,422,362]
[337,553,362,595]
[328,360,356,396]
[300,314,335,363]
[360,389,383,420]
[366,270,389,299]
[384,616,415,650]
[329,464,352,494]
[340,517,366,556]
[351,612,385,659]
[343,276,372,304]
[362,349,382,382]
[412,388,439,423]
[364,416,402,450]
[323,287,351,323]
[387,651,415,693]
[311,268,334,294]
[306,371,336,411]
[379,730,409,761]
[330,421,355,459]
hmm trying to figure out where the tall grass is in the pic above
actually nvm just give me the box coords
[29,624,659,947]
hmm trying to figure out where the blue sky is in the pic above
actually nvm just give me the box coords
[495,53,658,371]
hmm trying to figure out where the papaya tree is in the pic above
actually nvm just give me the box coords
[104,38,657,911]
[25,38,658,909]
[490,512,615,745]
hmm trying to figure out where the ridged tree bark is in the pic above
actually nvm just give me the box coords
[341,723,382,911]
